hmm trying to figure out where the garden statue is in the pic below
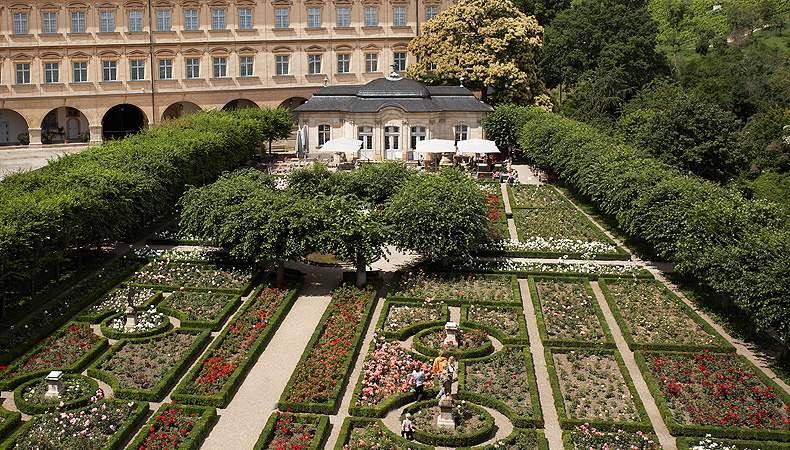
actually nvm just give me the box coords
[443,322,458,347]
[436,356,457,428]
[124,286,137,331]
[45,371,63,398]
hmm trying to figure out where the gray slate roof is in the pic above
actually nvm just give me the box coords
[294,77,493,114]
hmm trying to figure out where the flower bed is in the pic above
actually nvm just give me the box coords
[0,397,148,450]
[0,323,108,390]
[278,283,378,414]
[349,334,435,416]
[412,326,493,358]
[376,299,447,340]
[100,306,171,339]
[481,184,509,241]
[403,398,494,447]
[131,247,230,263]
[680,435,790,450]
[89,328,210,401]
[513,206,615,243]
[157,290,242,331]
[389,270,518,304]
[461,347,542,428]
[546,348,649,430]
[78,286,162,323]
[252,412,330,450]
[457,428,548,450]
[14,374,99,415]
[463,304,527,344]
[449,259,651,278]
[530,277,613,348]
[599,278,732,352]
[336,417,433,450]
[126,403,217,450]
[130,260,257,294]
[508,184,570,209]
[638,350,790,440]
[0,257,140,366]
[477,237,627,260]
[171,280,302,407]
[563,425,661,450]
[147,219,207,245]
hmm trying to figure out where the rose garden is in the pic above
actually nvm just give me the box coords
[1,112,789,450]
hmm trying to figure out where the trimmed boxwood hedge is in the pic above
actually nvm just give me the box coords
[634,349,790,442]
[528,276,616,349]
[157,290,242,331]
[332,416,435,450]
[0,322,109,390]
[0,399,149,450]
[77,285,164,324]
[88,328,211,402]
[544,346,652,431]
[387,272,522,306]
[252,412,330,450]
[170,277,303,407]
[598,277,734,352]
[460,303,530,346]
[125,403,217,450]
[402,396,494,447]
[99,310,172,340]
[457,428,549,450]
[0,406,22,442]
[278,279,381,414]
[678,436,790,450]
[376,299,449,341]
[458,347,544,429]
[0,256,142,367]
[412,325,494,359]
[14,374,99,415]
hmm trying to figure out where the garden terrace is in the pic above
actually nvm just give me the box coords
[77,285,162,323]
[599,278,733,352]
[512,208,624,258]
[157,290,242,331]
[130,260,259,294]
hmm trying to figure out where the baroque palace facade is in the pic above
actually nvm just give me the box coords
[0,0,452,146]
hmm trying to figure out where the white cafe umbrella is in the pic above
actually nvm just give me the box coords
[415,139,456,155]
[457,138,500,155]
[320,137,363,153]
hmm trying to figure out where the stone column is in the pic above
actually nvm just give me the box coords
[28,127,43,147]
[89,124,103,146]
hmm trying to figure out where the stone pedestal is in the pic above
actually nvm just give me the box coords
[124,306,137,331]
[437,397,454,428]
[45,371,63,398]
[443,321,458,347]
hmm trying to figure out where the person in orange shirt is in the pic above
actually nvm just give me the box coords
[432,350,448,398]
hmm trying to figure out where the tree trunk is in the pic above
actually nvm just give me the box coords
[356,254,367,287]
[276,261,286,285]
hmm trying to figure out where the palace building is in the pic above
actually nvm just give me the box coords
[0,0,453,146]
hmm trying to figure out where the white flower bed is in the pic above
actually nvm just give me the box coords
[480,237,617,255]
[109,306,166,333]
[131,247,225,262]
[452,258,644,276]
[152,229,202,241]
[690,436,752,450]
[88,287,156,314]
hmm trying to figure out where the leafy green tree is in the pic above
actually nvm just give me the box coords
[482,104,539,149]
[287,163,344,199]
[406,0,548,105]
[512,0,571,26]
[340,161,416,206]
[257,107,294,154]
[384,168,491,262]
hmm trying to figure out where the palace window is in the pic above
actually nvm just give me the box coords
[425,6,438,20]
[275,55,289,75]
[14,13,29,35]
[185,58,200,78]
[454,125,468,142]
[365,54,378,73]
[336,7,349,27]
[308,54,322,75]
[393,7,406,26]
[393,52,406,72]
[73,61,88,82]
[318,124,331,146]
[238,9,253,29]
[211,9,226,30]
[275,8,289,28]
[156,10,171,31]
[307,8,321,28]
[44,62,59,83]
[42,12,58,34]
[358,126,373,151]
[129,11,143,32]
[71,12,86,33]
[100,11,115,32]
[337,54,350,74]
[364,7,377,27]
[184,9,199,31]
[158,59,172,79]
[384,126,400,150]
[239,56,254,77]
[213,57,227,77]
[130,60,145,81]
[410,126,426,149]
[102,60,117,81]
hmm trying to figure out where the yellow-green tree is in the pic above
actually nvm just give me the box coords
[406,0,548,106]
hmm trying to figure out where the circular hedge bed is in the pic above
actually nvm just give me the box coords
[403,398,494,447]
[14,374,99,414]
[412,326,494,358]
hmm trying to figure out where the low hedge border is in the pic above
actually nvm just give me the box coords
[157,291,242,331]
[13,374,99,415]
[347,340,437,418]
[170,277,303,407]
[472,248,631,261]
[126,403,217,450]
[678,436,790,450]
[130,261,262,295]
[252,412,330,450]
[634,349,790,442]
[507,184,575,211]
[0,256,142,367]
[376,300,449,341]
[438,266,655,281]
[544,346,652,431]
[100,312,172,340]
[402,395,495,447]
[387,272,522,306]
[458,347,544,428]
[332,416,435,450]
[460,303,529,346]
[277,279,382,414]
[77,287,164,324]
[457,428,549,450]
[528,276,616,349]
[0,407,22,442]
[412,326,494,359]
[598,277,735,352]
[0,399,149,450]
[561,427,661,450]
[88,328,211,402]
[0,322,109,391]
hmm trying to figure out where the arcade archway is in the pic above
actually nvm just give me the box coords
[102,104,148,140]
[222,99,258,111]
[162,102,201,121]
